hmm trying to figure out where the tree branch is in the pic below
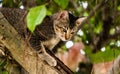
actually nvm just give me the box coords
[79,0,109,29]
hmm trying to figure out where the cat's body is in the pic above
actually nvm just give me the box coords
[30,16,60,51]
[0,8,86,66]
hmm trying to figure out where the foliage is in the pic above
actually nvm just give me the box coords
[54,0,69,9]
[27,5,46,32]
[85,46,120,63]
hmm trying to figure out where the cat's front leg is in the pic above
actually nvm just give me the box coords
[37,43,57,66]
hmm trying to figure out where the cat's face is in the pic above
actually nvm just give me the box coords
[53,11,86,41]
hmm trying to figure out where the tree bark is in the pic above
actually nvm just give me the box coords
[0,12,73,74]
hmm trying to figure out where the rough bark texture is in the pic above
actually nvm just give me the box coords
[0,12,73,74]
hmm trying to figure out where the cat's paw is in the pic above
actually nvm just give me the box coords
[38,53,57,66]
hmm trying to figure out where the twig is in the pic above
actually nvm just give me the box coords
[69,0,78,11]
[79,0,109,28]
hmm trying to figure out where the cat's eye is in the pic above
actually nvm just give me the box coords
[63,29,67,32]
[76,21,80,26]
[71,32,74,34]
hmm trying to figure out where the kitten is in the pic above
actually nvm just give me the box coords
[29,11,86,66]
[0,8,86,66]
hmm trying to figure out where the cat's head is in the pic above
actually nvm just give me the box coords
[53,11,86,41]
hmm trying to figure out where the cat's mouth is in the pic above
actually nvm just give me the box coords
[61,38,70,41]
[60,36,71,41]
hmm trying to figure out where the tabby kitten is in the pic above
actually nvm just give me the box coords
[30,11,86,66]
[0,8,86,66]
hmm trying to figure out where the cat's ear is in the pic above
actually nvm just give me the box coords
[57,11,68,20]
[76,17,87,26]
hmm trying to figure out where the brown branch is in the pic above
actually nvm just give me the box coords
[79,0,109,29]
[22,0,37,9]
[77,0,114,52]
[69,0,78,11]
[0,12,73,74]
[92,0,116,52]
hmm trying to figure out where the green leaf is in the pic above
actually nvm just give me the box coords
[46,10,52,16]
[94,22,103,34]
[54,0,69,9]
[83,12,89,16]
[117,6,120,11]
[109,28,115,35]
[85,47,120,63]
[27,5,46,32]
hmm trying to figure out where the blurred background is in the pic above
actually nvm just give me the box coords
[0,0,120,74]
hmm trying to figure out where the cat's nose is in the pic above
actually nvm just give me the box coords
[65,34,70,40]
[65,29,71,40]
